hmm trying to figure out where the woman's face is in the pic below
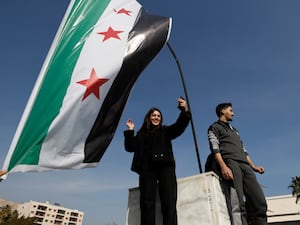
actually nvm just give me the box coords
[150,110,161,126]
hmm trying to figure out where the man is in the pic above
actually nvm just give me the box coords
[207,102,267,225]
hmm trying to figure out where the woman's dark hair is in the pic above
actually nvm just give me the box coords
[216,102,232,117]
[139,107,163,131]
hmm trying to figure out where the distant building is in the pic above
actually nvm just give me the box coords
[1,193,299,225]
[267,194,300,225]
[0,198,84,225]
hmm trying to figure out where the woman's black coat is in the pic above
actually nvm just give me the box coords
[124,111,191,174]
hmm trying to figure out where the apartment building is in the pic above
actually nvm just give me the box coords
[267,194,300,225]
[0,198,84,225]
[18,200,84,225]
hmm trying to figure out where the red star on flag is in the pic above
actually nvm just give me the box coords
[114,8,132,16]
[97,26,124,42]
[77,68,109,101]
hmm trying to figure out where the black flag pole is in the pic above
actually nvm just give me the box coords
[166,42,203,173]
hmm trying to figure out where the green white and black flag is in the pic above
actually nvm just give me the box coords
[2,0,171,175]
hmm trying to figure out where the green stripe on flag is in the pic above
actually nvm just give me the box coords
[8,0,111,171]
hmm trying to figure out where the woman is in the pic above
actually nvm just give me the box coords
[124,97,191,225]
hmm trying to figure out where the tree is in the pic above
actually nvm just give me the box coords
[289,176,300,203]
[0,205,36,225]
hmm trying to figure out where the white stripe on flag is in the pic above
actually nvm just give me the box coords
[39,0,141,169]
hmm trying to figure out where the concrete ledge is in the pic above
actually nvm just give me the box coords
[126,172,231,225]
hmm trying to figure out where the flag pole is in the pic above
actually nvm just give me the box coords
[166,42,203,173]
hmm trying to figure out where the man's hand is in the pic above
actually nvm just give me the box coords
[246,155,265,174]
[252,165,265,174]
[214,152,234,180]
[221,165,234,180]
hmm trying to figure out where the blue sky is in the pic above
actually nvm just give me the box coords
[1,0,300,225]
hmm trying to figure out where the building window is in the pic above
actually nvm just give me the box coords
[70,212,78,217]
[57,209,66,215]
[35,211,46,217]
[56,214,64,220]
[37,205,47,211]
[69,217,78,222]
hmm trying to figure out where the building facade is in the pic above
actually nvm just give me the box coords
[267,195,300,225]
[0,198,84,225]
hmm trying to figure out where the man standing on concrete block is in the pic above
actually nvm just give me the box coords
[207,102,267,225]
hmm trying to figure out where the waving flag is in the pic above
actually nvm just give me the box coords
[2,0,171,175]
